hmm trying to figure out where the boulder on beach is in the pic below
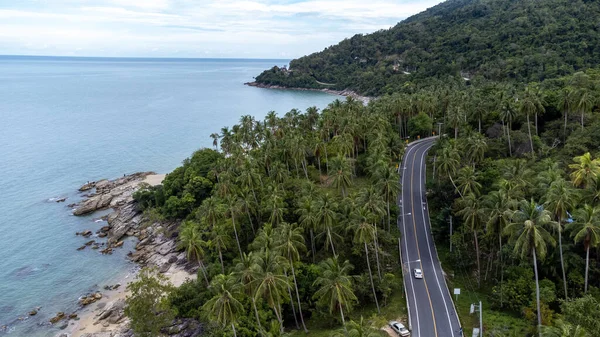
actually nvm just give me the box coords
[49,312,65,324]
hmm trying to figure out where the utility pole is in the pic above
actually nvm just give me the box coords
[449,216,453,252]
[437,122,444,136]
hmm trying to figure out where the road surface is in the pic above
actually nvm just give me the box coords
[398,138,461,337]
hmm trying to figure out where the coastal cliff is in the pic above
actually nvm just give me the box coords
[244,81,371,104]
[53,173,201,337]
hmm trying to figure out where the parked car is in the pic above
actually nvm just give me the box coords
[389,321,410,336]
[413,268,423,279]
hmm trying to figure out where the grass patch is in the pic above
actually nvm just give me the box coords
[287,273,407,336]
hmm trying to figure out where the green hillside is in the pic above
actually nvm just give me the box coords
[254,0,600,96]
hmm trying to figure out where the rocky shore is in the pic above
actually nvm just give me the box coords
[52,173,200,337]
[244,81,372,105]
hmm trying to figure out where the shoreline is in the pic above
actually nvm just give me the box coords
[52,173,197,337]
[244,81,372,105]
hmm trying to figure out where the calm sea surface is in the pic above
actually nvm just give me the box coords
[0,56,336,336]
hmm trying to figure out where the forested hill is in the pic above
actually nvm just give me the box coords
[254,0,600,96]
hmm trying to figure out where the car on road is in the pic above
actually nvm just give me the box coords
[389,321,410,336]
[413,268,423,279]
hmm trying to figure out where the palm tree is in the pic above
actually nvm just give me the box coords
[224,194,244,259]
[316,193,341,256]
[484,190,514,306]
[334,316,380,337]
[456,194,486,287]
[210,133,220,150]
[210,223,231,274]
[232,252,263,333]
[374,166,400,231]
[275,223,308,332]
[251,249,290,334]
[456,166,482,197]
[178,222,209,286]
[557,87,573,142]
[436,140,462,196]
[465,133,488,168]
[297,196,319,262]
[569,205,600,294]
[573,87,595,130]
[498,91,518,156]
[202,274,244,337]
[519,84,546,153]
[540,320,590,337]
[329,155,353,197]
[570,153,600,189]
[313,257,357,332]
[544,179,578,299]
[506,199,557,334]
[349,207,380,313]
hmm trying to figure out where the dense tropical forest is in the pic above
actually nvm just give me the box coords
[254,0,600,96]
[121,0,600,336]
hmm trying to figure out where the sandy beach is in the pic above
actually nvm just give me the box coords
[143,174,166,187]
[67,268,195,337]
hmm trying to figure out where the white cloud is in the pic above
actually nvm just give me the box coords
[0,0,445,58]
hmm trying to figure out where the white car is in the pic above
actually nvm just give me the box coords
[413,268,423,279]
[389,321,410,336]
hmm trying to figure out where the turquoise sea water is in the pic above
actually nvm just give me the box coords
[0,56,336,336]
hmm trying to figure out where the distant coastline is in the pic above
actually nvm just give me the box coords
[244,81,372,105]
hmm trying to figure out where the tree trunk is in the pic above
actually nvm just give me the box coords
[581,109,585,130]
[252,297,263,335]
[474,230,481,288]
[246,208,256,235]
[284,270,300,329]
[218,246,225,274]
[533,248,542,336]
[310,229,316,263]
[454,127,458,139]
[585,244,590,294]
[328,228,337,257]
[232,323,237,337]
[507,120,512,157]
[289,254,308,332]
[324,144,329,175]
[339,303,347,334]
[564,110,568,143]
[449,173,463,198]
[231,214,243,259]
[302,159,309,180]
[527,113,534,154]
[499,233,504,308]
[365,242,380,313]
[294,158,300,179]
[535,112,538,136]
[198,260,210,286]
[558,225,568,299]
[317,155,322,175]
[374,233,382,280]
[387,200,391,232]
[478,117,482,134]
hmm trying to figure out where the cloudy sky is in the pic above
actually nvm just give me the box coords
[0,0,444,58]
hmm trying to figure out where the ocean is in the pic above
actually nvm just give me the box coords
[0,56,337,336]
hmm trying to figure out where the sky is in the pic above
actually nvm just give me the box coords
[0,0,444,59]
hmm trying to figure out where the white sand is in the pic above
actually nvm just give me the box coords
[142,174,166,186]
[69,268,195,337]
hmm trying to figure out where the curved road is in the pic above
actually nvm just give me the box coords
[398,138,461,337]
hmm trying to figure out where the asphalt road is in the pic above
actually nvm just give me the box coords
[398,138,462,337]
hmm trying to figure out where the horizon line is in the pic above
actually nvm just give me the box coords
[0,54,291,61]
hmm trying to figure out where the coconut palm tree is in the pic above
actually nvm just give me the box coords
[232,252,263,333]
[178,222,210,286]
[334,316,380,337]
[506,199,557,334]
[464,133,488,168]
[436,140,462,196]
[329,155,353,197]
[544,179,578,299]
[519,85,546,153]
[498,91,518,156]
[374,166,400,231]
[224,194,244,259]
[540,320,590,337]
[313,257,357,332]
[210,133,220,150]
[251,249,290,334]
[315,193,341,256]
[349,207,380,313]
[202,274,244,337]
[275,223,308,332]
[570,153,600,189]
[557,87,573,142]
[569,205,600,294]
[296,196,319,262]
[456,194,486,287]
[456,166,482,197]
